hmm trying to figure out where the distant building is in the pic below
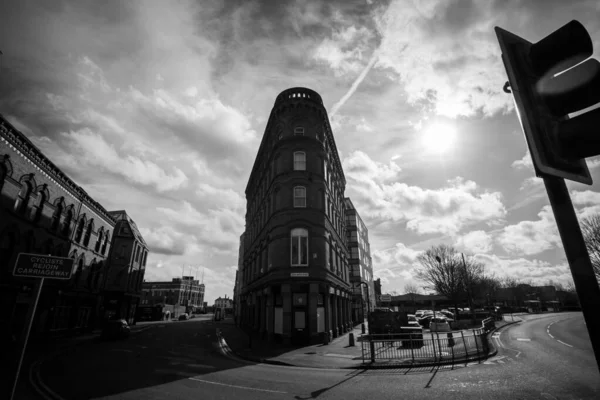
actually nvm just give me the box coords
[214,296,233,309]
[374,278,382,299]
[102,210,149,324]
[344,197,375,322]
[141,277,205,311]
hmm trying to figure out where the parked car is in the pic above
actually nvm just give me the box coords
[439,310,455,320]
[415,310,427,318]
[101,319,130,340]
[429,317,451,332]
[407,314,420,327]
[178,313,190,321]
[417,315,434,328]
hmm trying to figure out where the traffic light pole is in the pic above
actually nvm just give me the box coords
[543,175,600,372]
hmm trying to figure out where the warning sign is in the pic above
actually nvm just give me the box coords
[13,253,74,280]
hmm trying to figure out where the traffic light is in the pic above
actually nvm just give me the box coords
[496,20,600,185]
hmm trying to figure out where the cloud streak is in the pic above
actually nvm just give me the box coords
[330,50,379,117]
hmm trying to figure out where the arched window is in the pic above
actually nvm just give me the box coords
[293,186,306,208]
[62,208,73,237]
[95,227,103,252]
[51,201,63,231]
[0,164,6,194]
[293,152,306,171]
[83,219,93,247]
[30,191,47,223]
[291,228,308,266]
[74,258,84,285]
[0,232,16,268]
[75,215,86,243]
[14,182,33,215]
[101,231,110,255]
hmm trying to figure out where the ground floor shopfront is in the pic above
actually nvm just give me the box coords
[239,281,353,345]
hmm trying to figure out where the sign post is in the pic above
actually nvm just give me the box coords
[10,253,73,400]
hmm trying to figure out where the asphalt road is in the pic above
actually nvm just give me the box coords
[38,312,600,400]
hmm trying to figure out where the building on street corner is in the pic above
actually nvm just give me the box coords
[237,87,353,345]
[140,276,205,318]
[102,210,149,325]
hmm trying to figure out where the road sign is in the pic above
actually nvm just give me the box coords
[13,253,74,279]
[380,294,391,302]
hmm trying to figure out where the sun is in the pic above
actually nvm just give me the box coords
[421,122,457,153]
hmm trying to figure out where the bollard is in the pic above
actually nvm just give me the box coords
[323,331,330,345]
[361,323,366,334]
[370,339,375,362]
[349,332,355,347]
[448,332,454,347]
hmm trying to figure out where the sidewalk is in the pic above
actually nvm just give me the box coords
[218,318,518,369]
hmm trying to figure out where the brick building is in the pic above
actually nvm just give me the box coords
[141,276,205,311]
[102,210,148,324]
[238,87,353,345]
[344,197,375,322]
[0,114,115,344]
[233,233,244,324]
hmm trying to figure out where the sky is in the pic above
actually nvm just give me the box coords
[2,0,600,303]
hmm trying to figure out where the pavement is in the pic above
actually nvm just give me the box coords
[217,316,521,369]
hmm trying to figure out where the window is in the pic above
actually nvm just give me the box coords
[83,220,93,247]
[0,165,6,193]
[142,251,148,267]
[291,228,308,266]
[75,216,86,243]
[294,127,305,135]
[14,182,32,215]
[293,186,306,208]
[95,228,103,252]
[30,192,46,223]
[293,152,306,171]
[323,159,328,180]
[135,246,141,262]
[351,247,359,259]
[51,201,63,231]
[101,231,109,255]
[62,209,73,236]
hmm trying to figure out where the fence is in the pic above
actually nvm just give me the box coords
[360,327,492,366]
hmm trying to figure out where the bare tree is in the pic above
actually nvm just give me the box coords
[414,244,464,315]
[500,276,520,289]
[403,283,421,306]
[580,214,600,282]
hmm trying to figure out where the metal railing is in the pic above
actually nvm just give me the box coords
[360,328,491,366]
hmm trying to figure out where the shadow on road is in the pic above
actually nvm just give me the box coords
[37,319,264,400]
[294,370,366,399]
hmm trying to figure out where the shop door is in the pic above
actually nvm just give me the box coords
[291,293,309,345]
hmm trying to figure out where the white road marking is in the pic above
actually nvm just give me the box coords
[548,333,554,339]
[498,360,505,364]
[557,340,573,348]
[189,378,288,393]
[517,338,531,341]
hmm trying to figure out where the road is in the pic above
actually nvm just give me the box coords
[38,312,599,400]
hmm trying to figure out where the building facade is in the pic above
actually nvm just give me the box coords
[238,87,353,345]
[141,277,205,311]
[344,198,375,322]
[233,233,244,324]
[214,296,233,309]
[0,115,117,349]
[102,210,148,324]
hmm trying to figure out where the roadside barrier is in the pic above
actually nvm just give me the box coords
[360,327,491,366]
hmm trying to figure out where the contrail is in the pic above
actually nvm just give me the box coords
[330,50,379,117]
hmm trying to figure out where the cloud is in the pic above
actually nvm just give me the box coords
[512,151,533,170]
[372,0,513,118]
[474,254,572,286]
[141,226,188,256]
[455,230,493,254]
[497,205,561,256]
[345,153,506,236]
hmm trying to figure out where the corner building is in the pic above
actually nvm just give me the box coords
[240,88,353,345]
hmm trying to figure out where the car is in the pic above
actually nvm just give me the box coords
[415,310,427,318]
[429,317,451,332]
[407,314,421,327]
[101,319,130,340]
[439,310,455,320]
[417,315,434,328]
[178,313,190,321]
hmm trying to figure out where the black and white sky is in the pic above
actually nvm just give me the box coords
[2,0,600,303]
